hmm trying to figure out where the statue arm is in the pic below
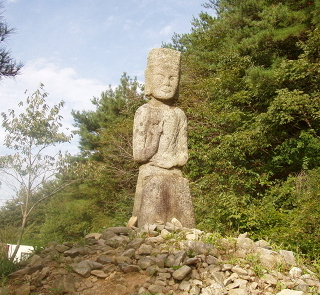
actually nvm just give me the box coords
[133,107,163,163]
[176,111,189,167]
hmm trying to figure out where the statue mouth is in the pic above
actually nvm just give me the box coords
[161,88,172,93]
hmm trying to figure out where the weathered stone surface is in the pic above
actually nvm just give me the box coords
[14,283,30,295]
[136,243,153,255]
[107,226,131,235]
[122,248,135,257]
[148,284,164,293]
[91,270,108,278]
[101,229,116,240]
[96,255,112,264]
[64,247,88,257]
[229,289,248,295]
[276,290,304,295]
[132,48,195,228]
[280,250,296,266]
[172,265,192,280]
[72,261,92,277]
[182,240,214,255]
[5,225,320,295]
[0,287,9,295]
[138,257,154,269]
[127,237,144,249]
[127,216,138,228]
[52,274,76,293]
[121,264,140,273]
[85,233,102,240]
[55,244,70,253]
[255,247,285,269]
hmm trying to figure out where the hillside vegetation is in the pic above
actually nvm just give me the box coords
[1,0,320,260]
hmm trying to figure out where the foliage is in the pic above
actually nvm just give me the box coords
[0,2,23,79]
[165,0,320,257]
[40,73,145,241]
[0,257,19,282]
[0,85,73,260]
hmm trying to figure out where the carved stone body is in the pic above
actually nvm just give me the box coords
[132,48,195,228]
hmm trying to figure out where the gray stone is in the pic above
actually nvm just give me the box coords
[185,257,201,265]
[105,235,129,247]
[72,261,92,277]
[96,255,112,264]
[179,280,191,291]
[0,287,9,295]
[132,48,195,228]
[14,283,30,295]
[280,250,296,266]
[114,255,131,264]
[173,251,186,266]
[52,274,76,293]
[127,237,144,249]
[91,270,108,278]
[201,283,226,295]
[255,240,271,248]
[122,264,140,273]
[229,289,248,295]
[148,284,164,293]
[29,254,43,268]
[171,218,183,229]
[121,248,136,257]
[183,240,214,254]
[151,253,168,268]
[161,228,171,239]
[264,273,278,285]
[101,229,116,240]
[255,247,285,269]
[231,266,248,276]
[209,270,225,285]
[136,243,153,255]
[64,247,88,257]
[38,266,50,280]
[127,216,138,227]
[172,265,192,280]
[189,285,201,295]
[276,290,304,295]
[206,255,219,265]
[8,267,31,279]
[55,244,70,253]
[236,236,256,251]
[107,226,131,235]
[85,260,103,270]
[138,257,155,269]
[158,272,171,280]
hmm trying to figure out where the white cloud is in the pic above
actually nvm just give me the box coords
[160,25,173,36]
[0,58,109,151]
[0,58,110,205]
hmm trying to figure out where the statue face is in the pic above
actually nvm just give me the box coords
[148,65,179,101]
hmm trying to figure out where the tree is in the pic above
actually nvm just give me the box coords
[164,0,320,253]
[0,85,74,261]
[72,72,144,153]
[0,2,23,79]
[39,74,145,241]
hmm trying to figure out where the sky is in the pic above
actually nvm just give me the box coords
[0,0,208,205]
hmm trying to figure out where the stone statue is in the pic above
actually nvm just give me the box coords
[132,48,195,228]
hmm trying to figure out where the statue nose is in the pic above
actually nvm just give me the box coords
[163,76,171,85]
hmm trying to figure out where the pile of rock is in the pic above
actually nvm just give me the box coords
[3,219,320,295]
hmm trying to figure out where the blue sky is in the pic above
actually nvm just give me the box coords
[0,0,208,204]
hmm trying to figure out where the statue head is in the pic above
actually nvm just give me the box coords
[145,48,181,102]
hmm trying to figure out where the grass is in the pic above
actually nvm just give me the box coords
[0,256,20,286]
